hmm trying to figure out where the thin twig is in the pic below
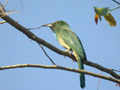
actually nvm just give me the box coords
[0,1,17,17]
[85,60,120,79]
[112,69,120,72]
[110,5,120,11]
[0,64,120,84]
[39,44,56,65]
[112,0,120,5]
[0,1,6,17]
[0,20,6,24]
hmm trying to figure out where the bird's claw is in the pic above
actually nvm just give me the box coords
[64,49,72,58]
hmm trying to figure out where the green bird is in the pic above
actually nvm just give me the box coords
[42,20,86,88]
[94,6,120,27]
[94,7,117,26]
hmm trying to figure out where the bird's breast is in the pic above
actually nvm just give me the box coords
[57,36,70,49]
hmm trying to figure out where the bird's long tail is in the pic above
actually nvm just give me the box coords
[104,13,116,26]
[78,56,85,88]
[74,51,85,88]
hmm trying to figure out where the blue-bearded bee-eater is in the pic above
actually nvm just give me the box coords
[94,6,120,26]
[42,20,87,88]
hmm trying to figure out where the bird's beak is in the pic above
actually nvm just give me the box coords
[41,23,53,27]
[28,23,52,30]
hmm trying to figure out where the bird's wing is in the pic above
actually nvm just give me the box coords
[57,29,86,59]
[57,28,86,88]
[104,13,116,26]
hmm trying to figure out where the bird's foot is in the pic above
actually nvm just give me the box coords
[63,49,72,58]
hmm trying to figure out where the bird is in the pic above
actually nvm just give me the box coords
[94,7,117,27]
[42,20,86,88]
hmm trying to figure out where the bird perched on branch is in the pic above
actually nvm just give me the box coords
[94,6,120,27]
[42,20,87,88]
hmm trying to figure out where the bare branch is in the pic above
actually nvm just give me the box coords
[111,69,120,72]
[85,60,120,79]
[0,20,6,24]
[39,44,56,65]
[112,0,120,5]
[0,64,120,84]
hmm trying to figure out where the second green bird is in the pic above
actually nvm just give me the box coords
[42,20,87,88]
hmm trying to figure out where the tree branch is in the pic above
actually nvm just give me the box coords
[39,44,56,65]
[112,0,120,5]
[0,5,120,80]
[0,64,120,84]
[85,60,120,79]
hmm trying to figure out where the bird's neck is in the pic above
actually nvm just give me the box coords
[55,25,70,31]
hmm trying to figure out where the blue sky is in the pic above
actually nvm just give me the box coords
[0,0,120,90]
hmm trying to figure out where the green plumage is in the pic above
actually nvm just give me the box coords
[94,7,110,16]
[43,20,86,88]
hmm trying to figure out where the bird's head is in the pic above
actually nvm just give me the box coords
[94,6,110,24]
[94,6,99,14]
[41,20,69,32]
[94,6,109,16]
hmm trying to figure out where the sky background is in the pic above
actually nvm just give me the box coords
[0,0,120,90]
